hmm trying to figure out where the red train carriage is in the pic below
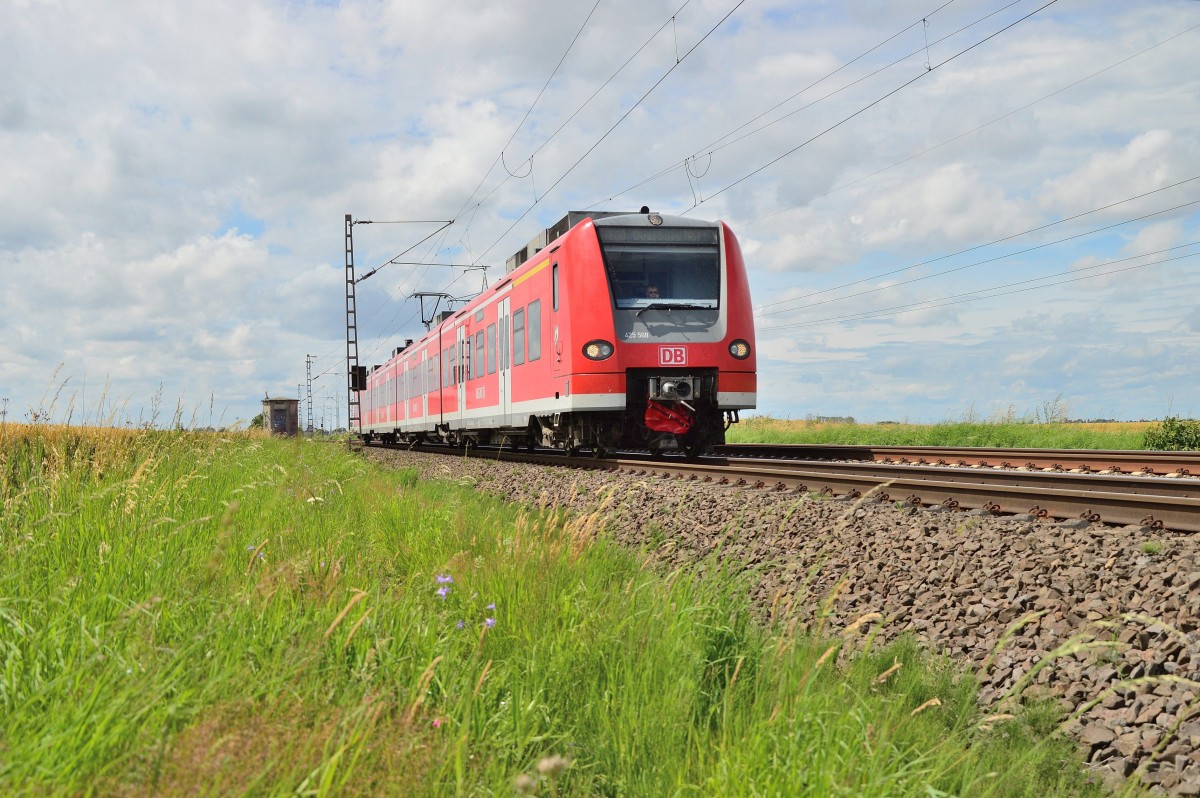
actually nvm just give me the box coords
[358,209,756,457]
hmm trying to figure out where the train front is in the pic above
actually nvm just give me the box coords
[593,212,756,456]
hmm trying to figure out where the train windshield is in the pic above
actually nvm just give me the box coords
[597,226,720,310]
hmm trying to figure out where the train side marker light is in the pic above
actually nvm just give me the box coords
[729,340,751,359]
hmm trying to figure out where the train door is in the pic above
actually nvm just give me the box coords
[456,325,467,426]
[421,349,429,422]
[400,361,408,430]
[498,297,512,426]
[550,261,564,378]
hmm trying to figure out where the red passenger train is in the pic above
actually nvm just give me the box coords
[356,208,756,457]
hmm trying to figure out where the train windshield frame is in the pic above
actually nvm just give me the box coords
[596,226,721,310]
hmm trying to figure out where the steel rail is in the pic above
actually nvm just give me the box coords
[695,458,1200,499]
[606,459,1200,533]
[715,444,1200,476]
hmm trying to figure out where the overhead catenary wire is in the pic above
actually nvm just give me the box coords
[502,0,603,158]
[447,0,613,239]
[756,174,1200,315]
[762,248,1200,331]
[741,20,1200,229]
[456,0,696,222]
[696,0,961,158]
[758,196,1200,318]
[682,0,1061,214]
[686,0,1060,214]
[470,0,748,266]
[356,221,454,283]
[584,0,1028,209]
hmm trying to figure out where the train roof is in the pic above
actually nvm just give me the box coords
[505,209,718,273]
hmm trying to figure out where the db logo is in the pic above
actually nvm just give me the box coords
[659,345,687,366]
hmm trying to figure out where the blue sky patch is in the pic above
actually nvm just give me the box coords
[219,201,265,239]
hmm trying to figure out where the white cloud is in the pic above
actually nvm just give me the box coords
[2,0,1198,425]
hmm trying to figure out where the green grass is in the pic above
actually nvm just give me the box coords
[0,424,1119,796]
[728,417,1152,449]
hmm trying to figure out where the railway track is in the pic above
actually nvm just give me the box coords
[376,441,1200,533]
[715,443,1200,477]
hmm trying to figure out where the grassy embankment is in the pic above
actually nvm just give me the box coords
[728,417,1153,449]
[1,424,1122,796]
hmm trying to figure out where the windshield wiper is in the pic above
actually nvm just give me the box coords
[636,302,712,317]
[636,302,671,318]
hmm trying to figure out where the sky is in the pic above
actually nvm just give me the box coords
[2,0,1198,428]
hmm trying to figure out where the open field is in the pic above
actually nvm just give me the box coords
[0,424,1123,795]
[727,417,1156,449]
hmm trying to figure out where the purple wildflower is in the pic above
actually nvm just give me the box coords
[435,574,453,584]
[485,603,496,610]
[484,617,496,628]
[456,620,465,629]
[437,586,450,599]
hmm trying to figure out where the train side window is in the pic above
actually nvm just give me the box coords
[513,308,525,366]
[552,264,559,311]
[528,299,541,361]
[499,316,508,370]
[474,332,485,379]
[448,345,457,385]
[487,323,497,375]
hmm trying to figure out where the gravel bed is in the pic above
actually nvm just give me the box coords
[367,448,1200,794]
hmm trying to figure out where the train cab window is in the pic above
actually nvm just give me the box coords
[552,264,559,311]
[528,300,542,361]
[513,308,526,366]
[597,225,720,310]
[487,323,497,375]
[474,332,485,379]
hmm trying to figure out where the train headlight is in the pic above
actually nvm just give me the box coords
[729,339,751,360]
[583,339,615,360]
